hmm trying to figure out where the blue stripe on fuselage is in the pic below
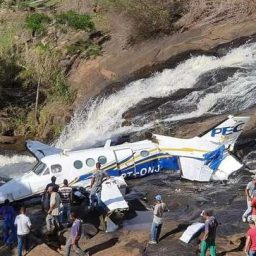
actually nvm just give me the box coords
[76,154,179,182]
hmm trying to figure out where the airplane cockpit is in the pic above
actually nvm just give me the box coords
[32,162,46,175]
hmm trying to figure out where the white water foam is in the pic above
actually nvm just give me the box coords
[56,43,256,150]
[0,155,34,167]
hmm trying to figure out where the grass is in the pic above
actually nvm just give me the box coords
[25,13,51,34]
[50,73,76,103]
[55,10,95,31]
[66,39,102,58]
[0,22,21,57]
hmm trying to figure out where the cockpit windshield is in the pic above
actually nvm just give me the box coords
[32,162,46,175]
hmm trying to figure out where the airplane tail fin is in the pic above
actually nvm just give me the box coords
[200,115,250,147]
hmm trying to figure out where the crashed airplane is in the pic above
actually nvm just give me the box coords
[0,115,250,206]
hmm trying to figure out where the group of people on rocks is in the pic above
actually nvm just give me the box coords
[3,162,256,256]
[0,200,31,256]
[0,162,108,256]
[148,194,218,256]
[147,175,256,256]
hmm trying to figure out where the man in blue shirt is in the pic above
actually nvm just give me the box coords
[0,199,16,246]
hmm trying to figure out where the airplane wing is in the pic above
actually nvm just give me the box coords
[26,140,62,160]
[72,176,129,212]
[101,177,129,211]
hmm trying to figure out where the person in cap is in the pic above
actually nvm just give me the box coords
[148,194,169,244]
[245,219,256,255]
[243,176,256,222]
[200,210,218,256]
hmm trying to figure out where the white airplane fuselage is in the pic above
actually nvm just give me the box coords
[0,115,250,204]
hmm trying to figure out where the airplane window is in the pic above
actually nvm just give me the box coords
[43,168,50,175]
[74,160,83,169]
[32,163,46,175]
[98,156,107,165]
[86,158,95,167]
[51,164,62,173]
[140,150,150,157]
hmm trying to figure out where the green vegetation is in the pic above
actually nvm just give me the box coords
[55,11,95,31]
[50,73,75,103]
[67,39,102,58]
[0,21,22,57]
[0,4,101,140]
[25,13,51,34]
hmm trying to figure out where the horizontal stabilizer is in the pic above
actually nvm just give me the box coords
[26,140,62,160]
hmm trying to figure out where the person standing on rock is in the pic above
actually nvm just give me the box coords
[250,192,256,223]
[148,194,169,244]
[0,199,16,247]
[42,176,59,211]
[200,210,218,256]
[245,219,256,256]
[243,177,256,222]
[64,212,88,256]
[90,162,109,208]
[46,186,61,232]
[14,206,32,256]
[59,179,73,224]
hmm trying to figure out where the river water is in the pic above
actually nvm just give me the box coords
[0,41,256,179]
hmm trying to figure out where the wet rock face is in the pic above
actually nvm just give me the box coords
[120,66,252,136]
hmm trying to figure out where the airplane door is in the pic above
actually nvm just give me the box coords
[114,149,136,178]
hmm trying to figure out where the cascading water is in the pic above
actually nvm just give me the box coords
[1,41,256,174]
[56,42,256,150]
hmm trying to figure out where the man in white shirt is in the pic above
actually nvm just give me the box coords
[46,185,61,232]
[14,207,32,256]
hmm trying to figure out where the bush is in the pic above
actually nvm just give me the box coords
[55,11,95,31]
[25,13,51,34]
